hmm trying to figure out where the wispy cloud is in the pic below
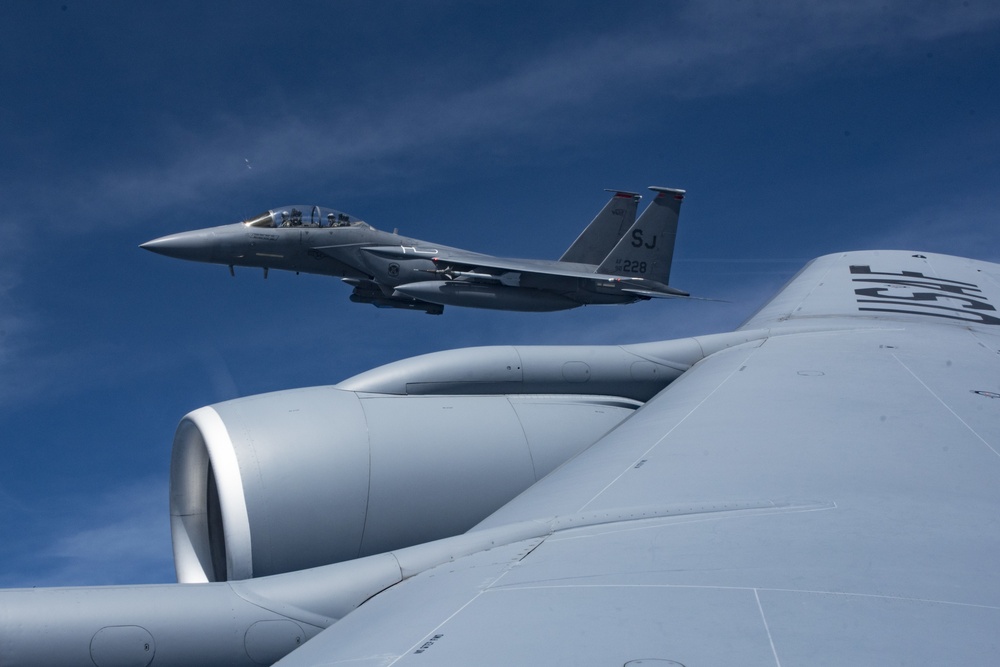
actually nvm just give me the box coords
[0,477,174,587]
[661,0,1000,95]
[12,1,997,233]
[0,224,29,373]
[2,0,998,592]
[5,0,997,400]
[864,191,1000,262]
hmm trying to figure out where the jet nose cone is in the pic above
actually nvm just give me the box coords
[140,230,215,263]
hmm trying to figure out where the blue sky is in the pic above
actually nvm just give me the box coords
[1,1,999,586]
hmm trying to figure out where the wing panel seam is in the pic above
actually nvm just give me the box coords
[890,352,1000,460]
[755,588,783,667]
[577,344,763,512]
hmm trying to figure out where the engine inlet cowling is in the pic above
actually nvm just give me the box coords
[169,386,638,582]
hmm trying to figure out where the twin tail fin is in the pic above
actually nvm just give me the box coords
[596,186,684,285]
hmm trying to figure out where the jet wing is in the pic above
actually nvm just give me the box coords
[274,250,1000,665]
[364,246,689,296]
[361,245,593,277]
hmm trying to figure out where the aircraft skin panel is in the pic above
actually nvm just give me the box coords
[559,190,641,264]
[741,250,1000,331]
[360,244,651,288]
[272,250,1000,666]
[424,250,598,275]
[5,251,998,665]
[412,251,684,298]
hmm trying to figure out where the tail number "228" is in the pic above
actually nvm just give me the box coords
[616,260,647,274]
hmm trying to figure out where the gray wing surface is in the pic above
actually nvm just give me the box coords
[276,251,1000,666]
[401,250,687,295]
[366,247,594,276]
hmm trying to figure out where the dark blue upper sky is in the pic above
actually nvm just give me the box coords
[2,1,999,586]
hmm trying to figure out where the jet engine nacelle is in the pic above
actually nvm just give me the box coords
[170,385,638,583]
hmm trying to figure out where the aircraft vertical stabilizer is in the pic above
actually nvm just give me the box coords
[559,190,640,264]
[597,186,684,285]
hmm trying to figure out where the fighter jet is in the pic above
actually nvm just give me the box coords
[141,187,690,313]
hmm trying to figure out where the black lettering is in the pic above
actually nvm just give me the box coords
[849,265,977,287]
[631,229,644,247]
[850,265,1000,325]
[854,288,996,311]
[852,278,985,299]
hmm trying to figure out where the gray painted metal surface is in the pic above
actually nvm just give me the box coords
[3,249,999,666]
[140,188,689,312]
[559,190,640,264]
[337,330,784,401]
[171,389,639,583]
[275,250,1000,665]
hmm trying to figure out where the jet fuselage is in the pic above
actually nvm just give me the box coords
[141,190,688,313]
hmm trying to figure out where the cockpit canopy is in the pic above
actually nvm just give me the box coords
[243,205,369,229]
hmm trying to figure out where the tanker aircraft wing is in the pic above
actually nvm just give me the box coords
[273,250,1000,665]
[5,250,999,666]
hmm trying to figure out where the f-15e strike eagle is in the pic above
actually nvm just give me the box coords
[141,187,689,313]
